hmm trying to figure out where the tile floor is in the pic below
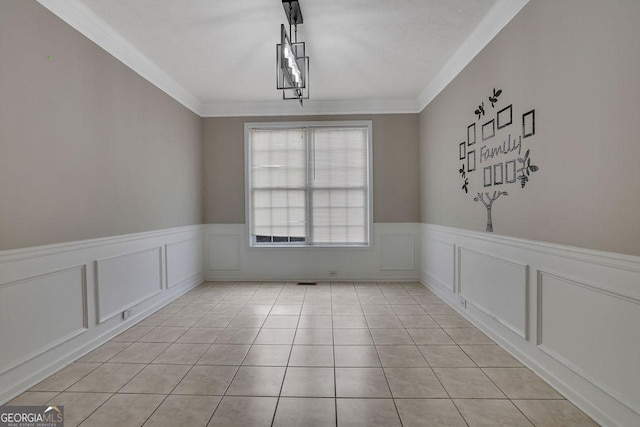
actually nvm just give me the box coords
[9,281,599,426]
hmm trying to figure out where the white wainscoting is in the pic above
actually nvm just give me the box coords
[96,247,163,323]
[458,247,529,340]
[166,238,204,288]
[205,223,421,281]
[421,224,640,427]
[0,225,204,404]
[0,266,87,375]
[422,238,455,292]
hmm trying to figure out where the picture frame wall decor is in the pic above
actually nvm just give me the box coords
[467,123,476,146]
[493,163,504,185]
[523,109,535,138]
[459,141,466,160]
[505,159,517,183]
[483,166,492,187]
[497,104,513,129]
[467,150,476,172]
[482,119,495,141]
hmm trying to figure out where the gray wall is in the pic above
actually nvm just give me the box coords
[420,0,640,256]
[203,114,420,224]
[0,1,203,250]
[7,0,637,256]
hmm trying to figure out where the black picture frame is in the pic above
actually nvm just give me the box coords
[497,104,513,129]
[483,166,492,187]
[523,109,535,138]
[467,123,476,146]
[467,150,476,172]
[505,159,517,183]
[482,119,495,141]
[459,141,466,160]
[494,163,504,185]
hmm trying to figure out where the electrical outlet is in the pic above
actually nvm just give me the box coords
[122,310,130,320]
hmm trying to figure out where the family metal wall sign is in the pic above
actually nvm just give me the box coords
[458,88,539,232]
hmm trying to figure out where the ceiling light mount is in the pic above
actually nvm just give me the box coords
[276,0,309,107]
[282,0,303,26]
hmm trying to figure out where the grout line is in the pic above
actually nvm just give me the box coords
[331,284,338,427]
[368,282,404,426]
[67,392,114,426]
[510,399,538,426]
[449,399,471,427]
[401,283,471,426]
[269,287,305,427]
[204,281,271,426]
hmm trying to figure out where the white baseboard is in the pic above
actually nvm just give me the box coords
[203,223,422,282]
[420,224,640,427]
[0,225,205,404]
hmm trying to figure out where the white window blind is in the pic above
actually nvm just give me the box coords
[247,122,371,246]
[250,128,307,242]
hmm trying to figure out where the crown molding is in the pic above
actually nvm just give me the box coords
[37,0,527,118]
[36,0,203,115]
[200,98,421,117]
[416,0,530,112]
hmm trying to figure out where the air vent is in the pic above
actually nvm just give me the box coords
[297,282,317,286]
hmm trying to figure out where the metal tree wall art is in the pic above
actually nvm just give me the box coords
[457,87,540,232]
[474,191,508,232]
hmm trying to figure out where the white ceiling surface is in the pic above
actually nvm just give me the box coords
[74,0,496,112]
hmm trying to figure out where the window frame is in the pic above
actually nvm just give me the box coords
[244,120,373,248]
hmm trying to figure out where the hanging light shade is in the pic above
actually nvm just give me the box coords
[276,0,309,107]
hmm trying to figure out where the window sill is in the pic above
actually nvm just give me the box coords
[248,243,371,250]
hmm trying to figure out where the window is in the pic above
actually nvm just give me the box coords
[246,121,372,247]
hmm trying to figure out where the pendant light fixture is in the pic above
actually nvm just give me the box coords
[276,0,309,107]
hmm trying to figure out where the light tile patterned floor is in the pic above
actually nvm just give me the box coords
[10,281,599,426]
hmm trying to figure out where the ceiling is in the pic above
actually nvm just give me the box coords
[39,0,528,115]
